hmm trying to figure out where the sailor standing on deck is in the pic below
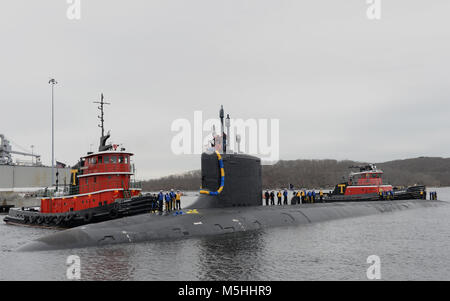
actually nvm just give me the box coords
[176,190,182,210]
[270,191,275,205]
[319,190,324,202]
[277,191,282,205]
[264,191,270,206]
[164,192,171,212]
[157,190,164,212]
[170,189,176,211]
[283,189,288,205]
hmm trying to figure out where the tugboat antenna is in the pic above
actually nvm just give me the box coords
[93,93,111,137]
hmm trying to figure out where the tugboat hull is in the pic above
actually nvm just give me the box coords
[4,195,156,229]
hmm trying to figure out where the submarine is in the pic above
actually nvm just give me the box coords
[18,106,446,252]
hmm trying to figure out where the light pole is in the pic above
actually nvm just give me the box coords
[49,78,58,190]
[30,145,34,165]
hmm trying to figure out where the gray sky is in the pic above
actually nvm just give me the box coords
[1,0,450,179]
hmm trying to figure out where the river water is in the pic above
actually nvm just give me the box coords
[1,188,450,281]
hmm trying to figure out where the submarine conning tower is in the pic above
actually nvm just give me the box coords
[189,106,263,209]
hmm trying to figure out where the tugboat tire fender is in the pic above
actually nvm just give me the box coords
[44,216,54,224]
[83,212,93,222]
[55,216,65,225]
[64,214,74,222]
[109,208,118,218]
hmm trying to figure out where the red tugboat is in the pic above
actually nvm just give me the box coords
[328,164,426,201]
[4,95,155,228]
[336,164,392,196]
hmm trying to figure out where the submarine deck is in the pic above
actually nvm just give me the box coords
[18,199,445,252]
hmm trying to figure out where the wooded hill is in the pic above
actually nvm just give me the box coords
[141,157,450,191]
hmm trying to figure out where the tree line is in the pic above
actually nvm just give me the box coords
[141,157,450,191]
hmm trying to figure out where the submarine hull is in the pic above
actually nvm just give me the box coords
[19,199,445,251]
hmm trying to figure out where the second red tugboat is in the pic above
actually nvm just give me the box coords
[327,164,426,201]
[4,94,156,228]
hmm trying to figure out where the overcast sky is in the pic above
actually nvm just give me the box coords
[1,0,450,179]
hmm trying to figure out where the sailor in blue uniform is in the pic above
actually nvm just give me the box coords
[283,189,288,205]
[164,192,171,212]
[157,190,164,212]
[170,189,176,211]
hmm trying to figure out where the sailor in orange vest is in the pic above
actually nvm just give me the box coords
[319,190,324,202]
[277,191,282,205]
[296,191,301,204]
[176,190,182,211]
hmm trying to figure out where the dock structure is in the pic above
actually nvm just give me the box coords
[0,165,72,192]
[1,134,72,192]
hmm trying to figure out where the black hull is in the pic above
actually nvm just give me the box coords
[3,194,157,229]
[289,191,424,204]
[19,198,445,252]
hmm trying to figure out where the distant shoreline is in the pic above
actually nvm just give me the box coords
[141,157,450,191]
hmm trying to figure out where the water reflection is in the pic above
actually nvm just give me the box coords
[80,246,136,280]
[196,230,266,280]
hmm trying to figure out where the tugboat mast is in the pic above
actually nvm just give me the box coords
[93,93,110,138]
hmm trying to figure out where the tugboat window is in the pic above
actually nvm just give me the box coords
[111,156,117,163]
[98,156,102,164]
[104,156,109,163]
[125,156,128,164]
[119,156,124,163]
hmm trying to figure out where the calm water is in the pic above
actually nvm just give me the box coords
[1,188,450,281]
